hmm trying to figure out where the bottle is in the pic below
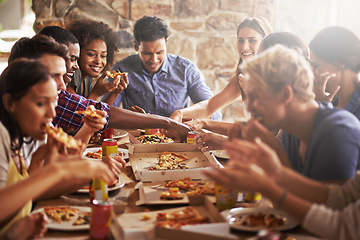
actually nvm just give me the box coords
[214,184,238,211]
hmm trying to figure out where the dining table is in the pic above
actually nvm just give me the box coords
[33,130,322,240]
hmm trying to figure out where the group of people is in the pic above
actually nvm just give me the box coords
[1,13,360,240]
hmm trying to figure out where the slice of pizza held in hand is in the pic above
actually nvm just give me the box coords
[75,109,103,119]
[106,70,128,79]
[44,124,84,149]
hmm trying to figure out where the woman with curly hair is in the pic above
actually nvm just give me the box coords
[66,19,128,102]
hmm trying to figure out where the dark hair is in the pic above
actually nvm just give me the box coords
[0,59,51,151]
[8,34,69,65]
[39,26,79,47]
[66,20,118,71]
[133,16,169,47]
[309,26,360,73]
[261,32,309,60]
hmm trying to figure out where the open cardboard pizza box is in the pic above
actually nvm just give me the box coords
[128,143,223,182]
[111,196,237,240]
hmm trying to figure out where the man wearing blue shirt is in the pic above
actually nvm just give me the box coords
[106,16,222,120]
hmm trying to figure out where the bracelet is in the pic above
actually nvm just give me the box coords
[275,189,288,209]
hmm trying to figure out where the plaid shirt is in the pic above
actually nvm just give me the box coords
[53,90,110,134]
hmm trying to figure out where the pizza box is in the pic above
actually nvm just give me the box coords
[128,143,223,182]
[112,196,228,240]
[135,180,216,206]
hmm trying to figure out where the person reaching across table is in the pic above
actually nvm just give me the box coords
[104,16,221,120]
[170,17,272,127]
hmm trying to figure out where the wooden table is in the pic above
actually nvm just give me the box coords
[33,133,320,240]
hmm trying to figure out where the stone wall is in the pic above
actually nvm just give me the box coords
[32,0,274,122]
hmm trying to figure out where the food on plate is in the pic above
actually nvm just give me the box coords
[236,212,286,228]
[165,177,215,195]
[73,212,91,226]
[44,124,84,149]
[43,206,80,223]
[106,70,128,79]
[160,187,184,200]
[75,109,102,119]
[149,152,189,170]
[155,206,209,229]
[137,133,174,144]
[141,213,153,221]
[85,149,102,159]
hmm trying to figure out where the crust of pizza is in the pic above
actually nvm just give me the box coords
[106,70,128,79]
[155,206,209,229]
[165,177,215,196]
[160,187,184,200]
[44,124,84,149]
[75,109,102,119]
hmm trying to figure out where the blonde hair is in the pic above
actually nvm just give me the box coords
[242,44,315,101]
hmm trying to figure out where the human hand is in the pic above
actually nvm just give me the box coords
[59,160,117,185]
[44,138,84,164]
[82,105,108,133]
[184,119,206,131]
[128,105,147,114]
[313,72,339,102]
[163,120,192,142]
[202,163,269,192]
[102,155,126,177]
[3,212,48,240]
[224,138,283,179]
[194,132,228,150]
[92,72,129,97]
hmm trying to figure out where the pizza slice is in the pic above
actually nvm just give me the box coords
[85,149,102,159]
[44,206,79,223]
[44,124,84,149]
[106,70,128,79]
[73,212,91,226]
[150,152,189,170]
[75,109,102,119]
[160,187,184,200]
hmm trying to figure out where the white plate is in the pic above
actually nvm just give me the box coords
[77,178,125,193]
[211,150,230,159]
[33,206,91,231]
[113,129,128,139]
[83,147,129,160]
[226,207,298,232]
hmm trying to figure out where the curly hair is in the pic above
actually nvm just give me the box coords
[66,20,118,71]
[133,16,169,47]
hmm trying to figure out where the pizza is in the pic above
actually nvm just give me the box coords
[236,212,286,228]
[44,124,84,149]
[73,212,91,226]
[44,206,79,223]
[160,187,184,200]
[165,178,215,196]
[137,133,174,144]
[149,152,189,170]
[155,206,209,229]
[75,109,102,119]
[85,149,102,159]
[106,70,128,79]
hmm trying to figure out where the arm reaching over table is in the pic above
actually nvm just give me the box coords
[108,106,191,142]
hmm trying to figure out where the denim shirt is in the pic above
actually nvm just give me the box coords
[106,54,222,120]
